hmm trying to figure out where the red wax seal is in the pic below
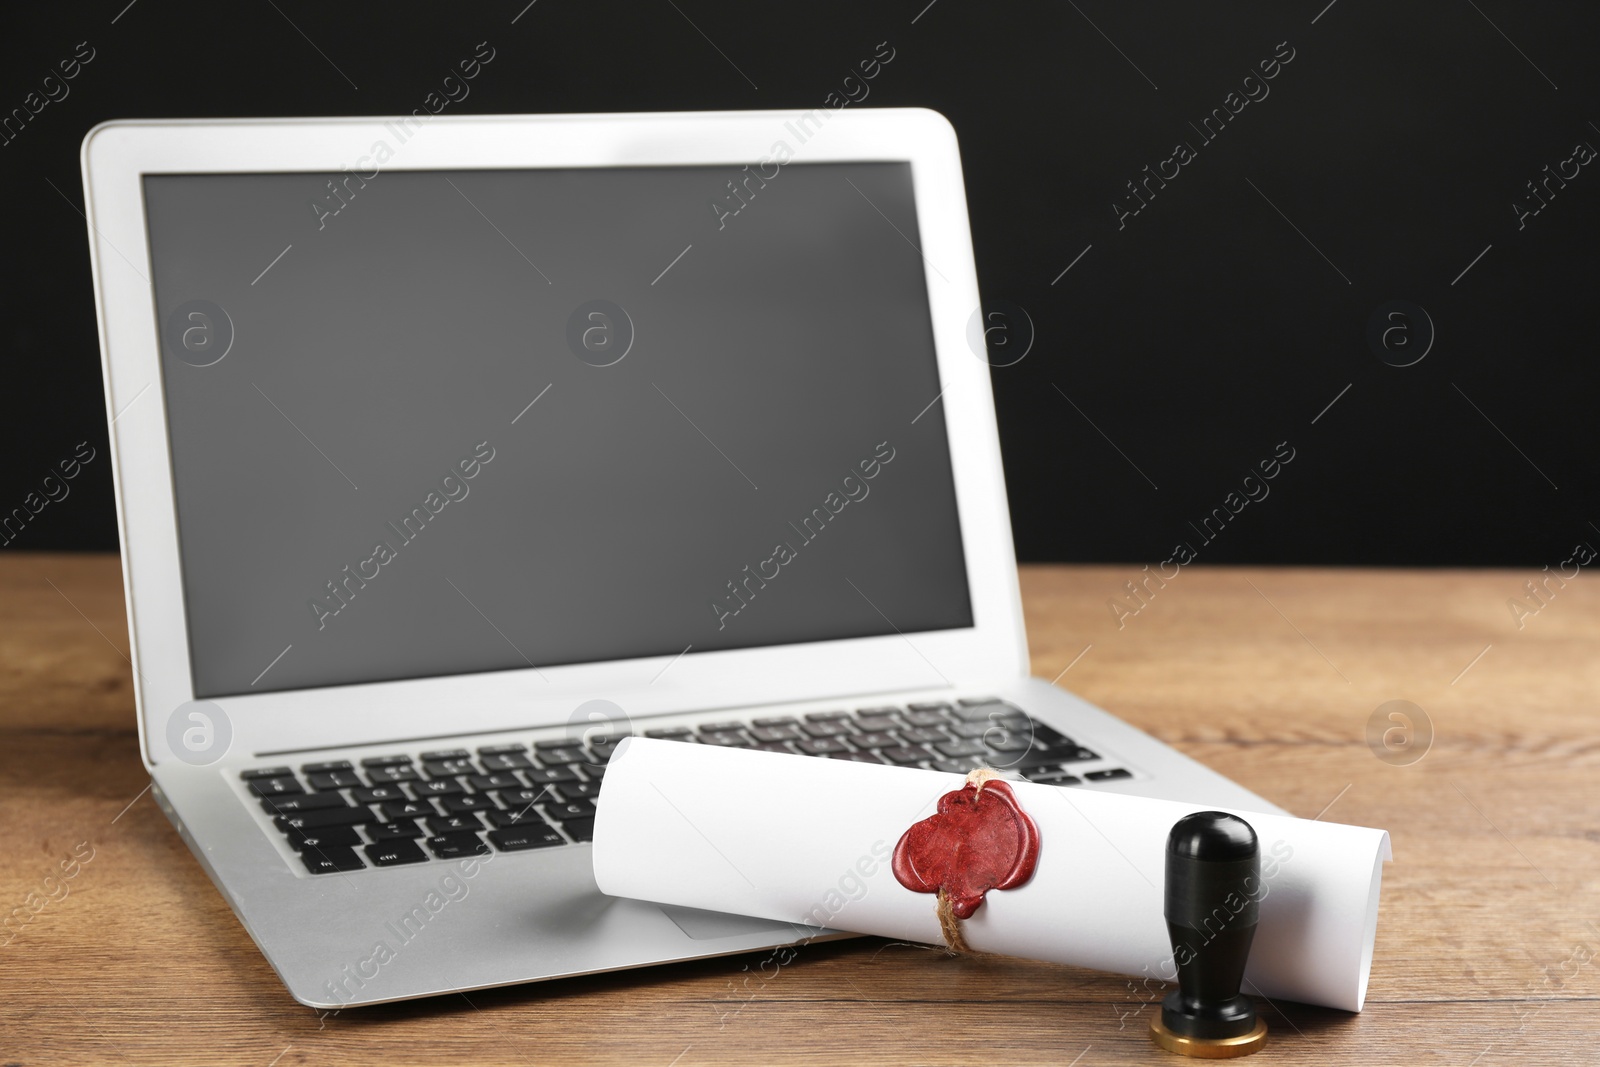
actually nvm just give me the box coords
[892,778,1040,919]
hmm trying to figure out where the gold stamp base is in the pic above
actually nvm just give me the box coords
[1149,1016,1268,1058]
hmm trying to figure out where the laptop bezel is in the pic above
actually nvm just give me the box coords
[80,109,1028,767]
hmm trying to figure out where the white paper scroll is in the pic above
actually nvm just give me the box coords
[592,738,1392,1012]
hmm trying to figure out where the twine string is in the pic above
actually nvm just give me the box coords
[933,767,1003,956]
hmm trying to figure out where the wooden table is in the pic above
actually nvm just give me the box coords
[3,555,1596,1065]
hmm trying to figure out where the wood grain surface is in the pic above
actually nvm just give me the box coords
[2,554,1596,1066]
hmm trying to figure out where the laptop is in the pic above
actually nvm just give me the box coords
[80,108,1284,1008]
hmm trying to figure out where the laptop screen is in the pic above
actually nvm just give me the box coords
[143,162,973,698]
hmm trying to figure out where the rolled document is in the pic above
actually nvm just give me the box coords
[592,738,1392,1012]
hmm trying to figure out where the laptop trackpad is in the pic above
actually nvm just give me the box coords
[659,904,821,941]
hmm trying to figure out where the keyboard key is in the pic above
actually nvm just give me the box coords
[935,739,988,758]
[982,735,1034,755]
[754,741,797,754]
[751,715,798,727]
[286,825,362,851]
[308,770,363,791]
[854,717,899,733]
[985,742,1036,767]
[410,778,464,798]
[982,721,1023,739]
[480,753,533,772]
[933,756,988,774]
[700,732,752,748]
[1011,726,1075,751]
[554,780,601,801]
[562,818,596,842]
[424,758,477,778]
[804,710,851,722]
[536,747,586,765]
[248,776,303,798]
[301,845,364,874]
[1014,750,1072,771]
[1029,771,1083,786]
[496,787,554,809]
[953,702,1019,722]
[796,738,849,755]
[750,725,802,742]
[956,697,1000,707]
[588,741,622,762]
[881,746,934,765]
[1030,724,1072,746]
[368,820,424,840]
[426,813,484,835]
[420,748,471,761]
[907,701,953,713]
[477,743,528,755]
[301,760,353,774]
[902,710,949,727]
[644,726,693,738]
[276,805,376,830]
[525,767,582,785]
[854,706,901,719]
[260,792,346,815]
[360,754,413,768]
[697,721,746,733]
[364,839,429,867]
[852,731,898,749]
[467,772,522,792]
[1085,768,1133,782]
[489,826,565,851]
[241,766,294,780]
[900,726,948,744]
[485,808,546,828]
[380,799,437,820]
[351,784,407,804]
[365,764,420,784]
[802,721,853,738]
[442,793,497,814]
[545,799,597,821]
[425,832,490,859]
[949,721,997,739]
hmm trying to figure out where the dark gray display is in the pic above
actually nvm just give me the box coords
[143,162,973,697]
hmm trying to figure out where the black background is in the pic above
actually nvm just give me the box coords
[3,1,1596,565]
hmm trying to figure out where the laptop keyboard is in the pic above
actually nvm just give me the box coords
[240,698,1134,876]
